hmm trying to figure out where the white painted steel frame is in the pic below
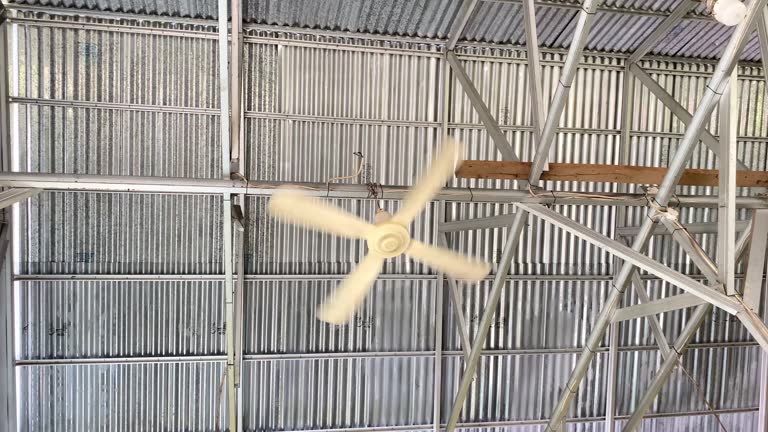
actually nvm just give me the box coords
[444,2,603,430]
[543,1,768,429]
[0,13,18,432]
[517,202,741,314]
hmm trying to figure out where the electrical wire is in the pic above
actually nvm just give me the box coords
[326,152,365,189]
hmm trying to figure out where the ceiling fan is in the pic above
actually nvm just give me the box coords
[267,138,491,324]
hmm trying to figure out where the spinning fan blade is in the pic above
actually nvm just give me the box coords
[406,240,490,280]
[392,138,463,226]
[317,254,385,324]
[269,189,374,239]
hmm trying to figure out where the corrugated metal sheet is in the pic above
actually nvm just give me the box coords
[245,279,435,353]
[17,193,223,274]
[17,362,229,432]
[15,23,220,107]
[441,347,761,423]
[10,0,765,60]
[17,281,225,359]
[243,357,434,430]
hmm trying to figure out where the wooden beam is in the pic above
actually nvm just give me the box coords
[457,161,768,187]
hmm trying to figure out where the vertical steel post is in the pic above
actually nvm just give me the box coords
[605,323,619,432]
[718,68,738,295]
[0,10,18,432]
[522,0,545,142]
[744,210,768,311]
[434,202,446,432]
[528,0,601,183]
[229,0,246,430]
[757,6,768,90]
[217,0,237,430]
[218,0,231,179]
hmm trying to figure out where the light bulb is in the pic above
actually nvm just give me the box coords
[712,0,747,26]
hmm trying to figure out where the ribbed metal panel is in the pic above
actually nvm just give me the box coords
[17,362,228,432]
[245,279,435,353]
[15,23,219,107]
[623,412,759,432]
[17,281,225,359]
[17,193,223,274]
[442,346,760,423]
[15,105,220,178]
[445,280,608,352]
[242,356,434,430]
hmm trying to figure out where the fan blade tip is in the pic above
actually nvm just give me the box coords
[451,262,491,281]
[316,307,352,325]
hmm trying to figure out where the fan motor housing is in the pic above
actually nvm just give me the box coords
[367,223,411,258]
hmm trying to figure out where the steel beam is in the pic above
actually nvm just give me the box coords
[13,272,742,284]
[445,210,528,431]
[757,6,768,89]
[222,197,236,432]
[434,206,446,432]
[8,173,768,207]
[518,202,740,314]
[439,233,473,360]
[605,323,619,432]
[230,0,244,175]
[444,3,603,429]
[0,14,17,432]
[656,216,721,283]
[482,0,714,22]
[217,0,237,428]
[0,187,39,209]
[528,0,601,183]
[446,52,518,161]
[743,210,768,311]
[760,349,768,432]
[622,303,713,432]
[631,64,750,171]
[629,270,672,359]
[447,0,479,51]
[627,1,696,65]
[612,293,705,322]
[618,220,749,236]
[218,0,230,178]
[622,211,759,431]
[718,67,739,295]
[545,3,766,426]
[439,213,517,232]
[522,0,545,142]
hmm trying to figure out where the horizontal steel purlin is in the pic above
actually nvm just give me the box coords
[14,341,760,366]
[3,172,768,208]
[12,273,749,283]
[271,408,760,432]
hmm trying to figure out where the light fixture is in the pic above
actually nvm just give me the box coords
[705,0,747,26]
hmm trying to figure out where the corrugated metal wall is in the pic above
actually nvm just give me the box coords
[7,9,767,432]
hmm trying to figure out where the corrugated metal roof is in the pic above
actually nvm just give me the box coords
[7,0,766,60]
